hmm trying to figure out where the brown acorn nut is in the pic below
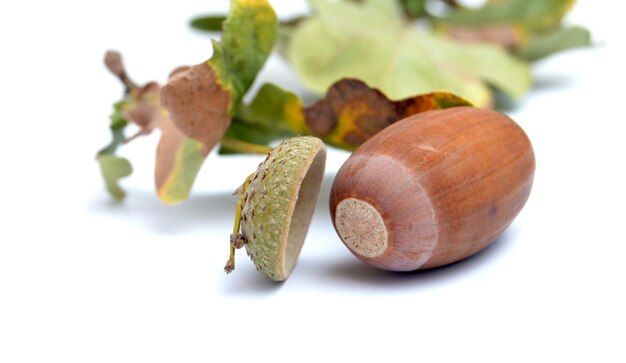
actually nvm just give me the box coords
[329,107,535,271]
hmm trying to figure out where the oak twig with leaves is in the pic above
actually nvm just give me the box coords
[98,0,590,204]
[98,0,470,203]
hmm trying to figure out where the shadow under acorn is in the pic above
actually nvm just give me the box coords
[301,225,519,290]
[90,173,517,292]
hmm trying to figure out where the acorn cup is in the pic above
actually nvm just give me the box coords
[226,136,327,281]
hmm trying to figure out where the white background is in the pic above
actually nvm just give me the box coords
[1,1,624,362]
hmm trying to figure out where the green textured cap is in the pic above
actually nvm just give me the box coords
[241,136,327,281]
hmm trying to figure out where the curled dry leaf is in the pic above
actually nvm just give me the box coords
[156,0,277,203]
[157,62,230,203]
[103,50,205,204]
[100,55,249,204]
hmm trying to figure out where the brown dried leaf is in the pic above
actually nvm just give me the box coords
[160,62,231,155]
[303,79,473,149]
[304,79,396,137]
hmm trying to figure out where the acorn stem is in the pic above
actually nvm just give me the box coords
[220,137,273,155]
[232,197,245,235]
[224,175,252,274]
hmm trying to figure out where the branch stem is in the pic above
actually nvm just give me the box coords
[220,136,273,155]
[224,174,252,274]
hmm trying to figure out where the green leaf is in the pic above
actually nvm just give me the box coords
[96,101,132,200]
[237,83,308,135]
[208,0,278,108]
[96,154,132,200]
[437,0,576,32]
[220,83,306,154]
[517,26,591,61]
[98,101,128,155]
[399,0,427,18]
[287,0,530,107]
[190,15,227,32]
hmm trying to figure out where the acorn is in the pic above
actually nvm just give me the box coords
[329,107,535,271]
[226,136,327,281]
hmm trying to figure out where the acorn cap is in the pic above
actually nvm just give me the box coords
[241,136,326,281]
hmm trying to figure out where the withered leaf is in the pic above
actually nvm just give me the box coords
[156,0,277,203]
[102,60,208,204]
[304,79,472,149]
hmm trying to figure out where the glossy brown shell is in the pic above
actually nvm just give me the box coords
[329,107,535,271]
